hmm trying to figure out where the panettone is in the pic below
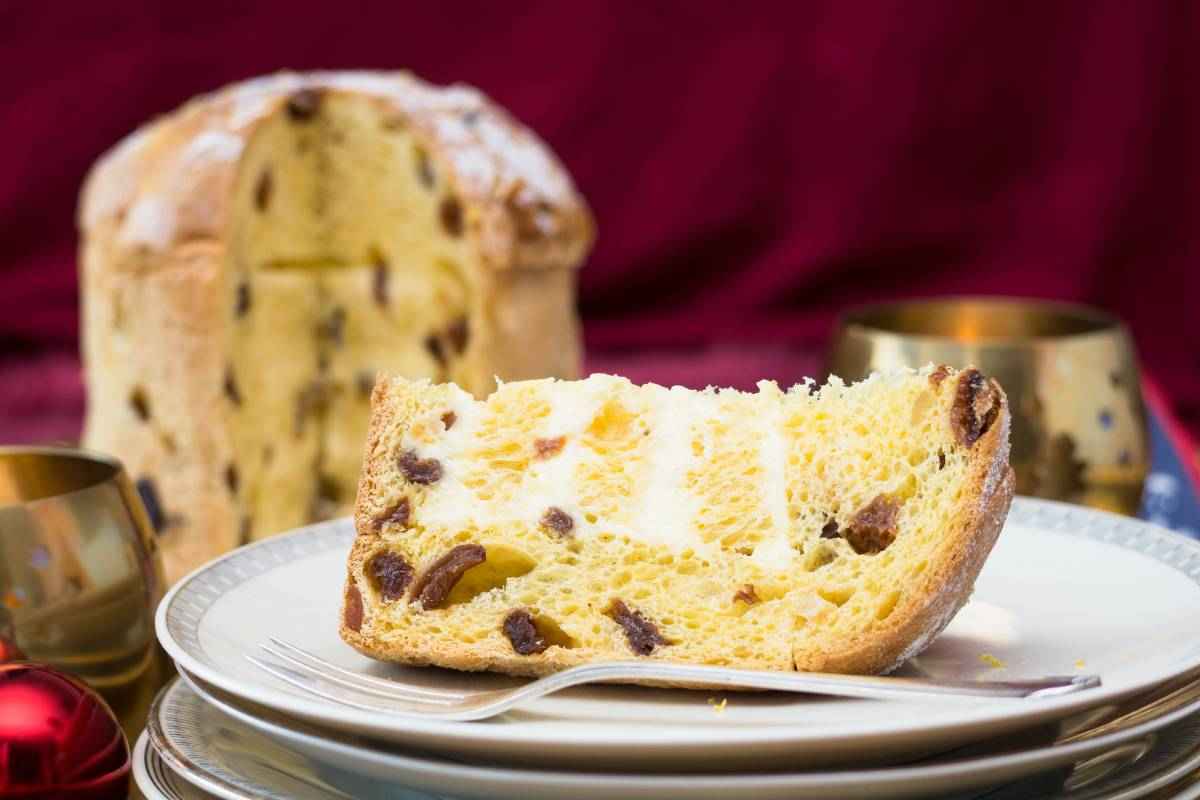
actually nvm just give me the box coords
[341,366,1014,676]
[78,71,593,584]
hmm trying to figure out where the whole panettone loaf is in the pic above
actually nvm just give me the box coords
[78,71,594,585]
[342,366,1014,676]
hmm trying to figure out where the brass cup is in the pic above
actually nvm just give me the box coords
[0,447,170,741]
[826,297,1148,515]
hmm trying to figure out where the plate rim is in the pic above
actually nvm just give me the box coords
[133,732,194,800]
[156,496,1200,753]
[168,670,1200,798]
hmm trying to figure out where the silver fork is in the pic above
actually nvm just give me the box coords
[246,638,1101,721]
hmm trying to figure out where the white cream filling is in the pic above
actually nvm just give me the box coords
[632,384,709,553]
[751,381,794,570]
[518,378,609,530]
[406,376,793,571]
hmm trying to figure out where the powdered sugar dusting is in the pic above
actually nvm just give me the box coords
[80,125,153,228]
[118,196,175,250]
[182,131,243,163]
[82,69,584,249]
[429,115,497,196]
[474,114,573,202]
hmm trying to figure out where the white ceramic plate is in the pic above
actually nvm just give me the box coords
[135,728,432,800]
[156,497,1200,771]
[151,675,1200,800]
[133,732,209,800]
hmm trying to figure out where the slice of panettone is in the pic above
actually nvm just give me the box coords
[341,366,1014,676]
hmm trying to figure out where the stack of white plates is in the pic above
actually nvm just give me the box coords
[141,498,1200,799]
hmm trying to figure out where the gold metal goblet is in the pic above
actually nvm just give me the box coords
[0,446,170,742]
[826,297,1148,515]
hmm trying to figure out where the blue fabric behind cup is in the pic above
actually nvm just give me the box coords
[1141,408,1200,540]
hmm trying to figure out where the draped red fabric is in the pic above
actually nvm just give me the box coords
[1,2,1197,435]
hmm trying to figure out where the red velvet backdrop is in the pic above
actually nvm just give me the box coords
[2,2,1198,435]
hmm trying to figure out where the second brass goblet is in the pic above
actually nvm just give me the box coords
[827,297,1148,515]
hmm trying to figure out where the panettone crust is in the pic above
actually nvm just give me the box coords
[79,71,594,271]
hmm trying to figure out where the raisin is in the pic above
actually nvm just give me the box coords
[129,387,150,421]
[286,88,322,121]
[317,474,340,504]
[446,316,470,354]
[223,367,242,406]
[318,307,346,346]
[344,583,364,632]
[372,261,389,307]
[424,334,447,367]
[414,146,436,189]
[374,497,411,532]
[441,411,457,430]
[733,584,760,604]
[951,369,1001,447]
[356,371,375,400]
[514,200,555,242]
[534,436,565,459]
[820,519,840,539]
[844,495,900,555]
[234,282,252,317]
[135,476,166,534]
[503,609,548,655]
[439,196,464,237]
[254,168,272,212]
[929,365,951,388]
[605,599,668,656]
[224,464,240,495]
[368,550,415,602]
[397,449,443,485]
[938,449,946,470]
[540,507,574,537]
[409,544,486,608]
[238,516,253,545]
[295,379,335,437]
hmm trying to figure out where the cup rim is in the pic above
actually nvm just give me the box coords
[0,446,126,509]
[837,295,1124,345]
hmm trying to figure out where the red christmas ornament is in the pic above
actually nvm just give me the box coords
[0,663,129,800]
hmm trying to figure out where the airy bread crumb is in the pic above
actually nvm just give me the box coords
[342,366,1014,676]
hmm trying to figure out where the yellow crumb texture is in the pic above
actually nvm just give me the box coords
[345,366,1011,676]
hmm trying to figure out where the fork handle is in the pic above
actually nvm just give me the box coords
[523,661,1100,700]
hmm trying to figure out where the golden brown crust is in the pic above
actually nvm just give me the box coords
[80,240,240,583]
